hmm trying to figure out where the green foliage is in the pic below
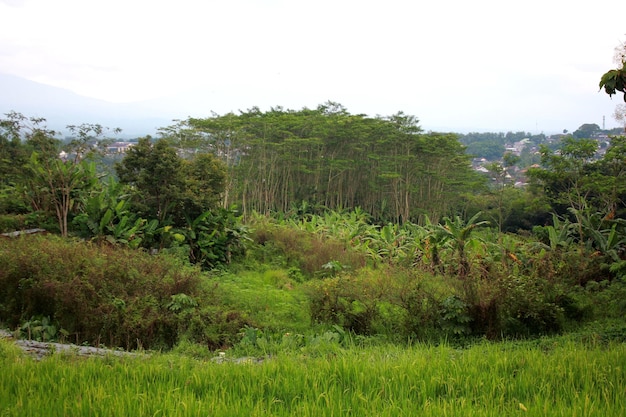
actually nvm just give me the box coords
[0,235,251,350]
[465,139,506,160]
[210,268,310,338]
[0,214,27,233]
[115,137,185,224]
[532,213,575,250]
[486,274,566,336]
[439,295,472,336]
[116,137,227,227]
[319,260,350,278]
[248,215,367,278]
[464,186,551,233]
[1,104,625,354]
[0,203,624,350]
[62,123,121,162]
[23,152,99,237]
[305,267,470,340]
[166,293,198,313]
[436,212,490,278]
[599,61,626,102]
[163,104,481,224]
[18,315,65,342]
[304,270,385,335]
[572,123,601,139]
[528,136,626,226]
[0,111,60,163]
[182,207,249,270]
[72,177,147,247]
[180,152,227,220]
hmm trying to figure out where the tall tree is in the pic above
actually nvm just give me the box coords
[116,137,226,226]
[116,137,185,224]
[160,103,482,224]
[180,152,227,220]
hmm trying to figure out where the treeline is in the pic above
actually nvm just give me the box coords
[2,105,626,249]
[161,102,483,224]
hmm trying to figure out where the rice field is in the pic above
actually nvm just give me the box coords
[1,337,625,417]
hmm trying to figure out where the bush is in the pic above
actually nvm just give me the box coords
[0,235,250,350]
[249,222,366,278]
[0,214,27,233]
[304,267,463,341]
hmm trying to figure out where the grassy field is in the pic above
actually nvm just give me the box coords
[1,337,624,416]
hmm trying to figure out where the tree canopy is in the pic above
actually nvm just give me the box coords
[115,137,226,226]
[160,103,483,224]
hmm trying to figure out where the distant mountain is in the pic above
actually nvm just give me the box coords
[0,74,173,137]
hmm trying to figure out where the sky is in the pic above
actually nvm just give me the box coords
[1,0,625,134]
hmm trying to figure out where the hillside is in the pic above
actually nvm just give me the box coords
[0,73,169,137]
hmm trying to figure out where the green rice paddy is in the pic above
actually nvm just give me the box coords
[1,338,624,416]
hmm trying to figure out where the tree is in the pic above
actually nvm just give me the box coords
[0,120,27,188]
[599,62,626,102]
[528,135,626,244]
[116,137,185,224]
[465,140,506,160]
[594,135,626,217]
[436,212,489,279]
[572,123,601,139]
[116,137,227,226]
[63,123,121,163]
[0,112,125,224]
[24,153,99,236]
[180,152,227,220]
[528,137,598,231]
[0,112,59,187]
[601,39,626,135]
[160,104,483,224]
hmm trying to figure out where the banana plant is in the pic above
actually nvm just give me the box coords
[73,178,147,248]
[362,222,413,264]
[409,216,447,274]
[183,207,250,269]
[545,213,576,251]
[436,212,490,279]
[577,213,626,279]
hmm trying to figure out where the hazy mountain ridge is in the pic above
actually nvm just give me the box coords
[0,74,175,137]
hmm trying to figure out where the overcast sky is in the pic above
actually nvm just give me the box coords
[1,0,625,133]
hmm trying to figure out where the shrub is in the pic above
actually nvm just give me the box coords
[0,235,250,350]
[0,214,27,233]
[249,222,366,278]
[304,267,463,341]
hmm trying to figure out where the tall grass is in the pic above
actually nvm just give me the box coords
[212,269,310,333]
[1,338,624,416]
